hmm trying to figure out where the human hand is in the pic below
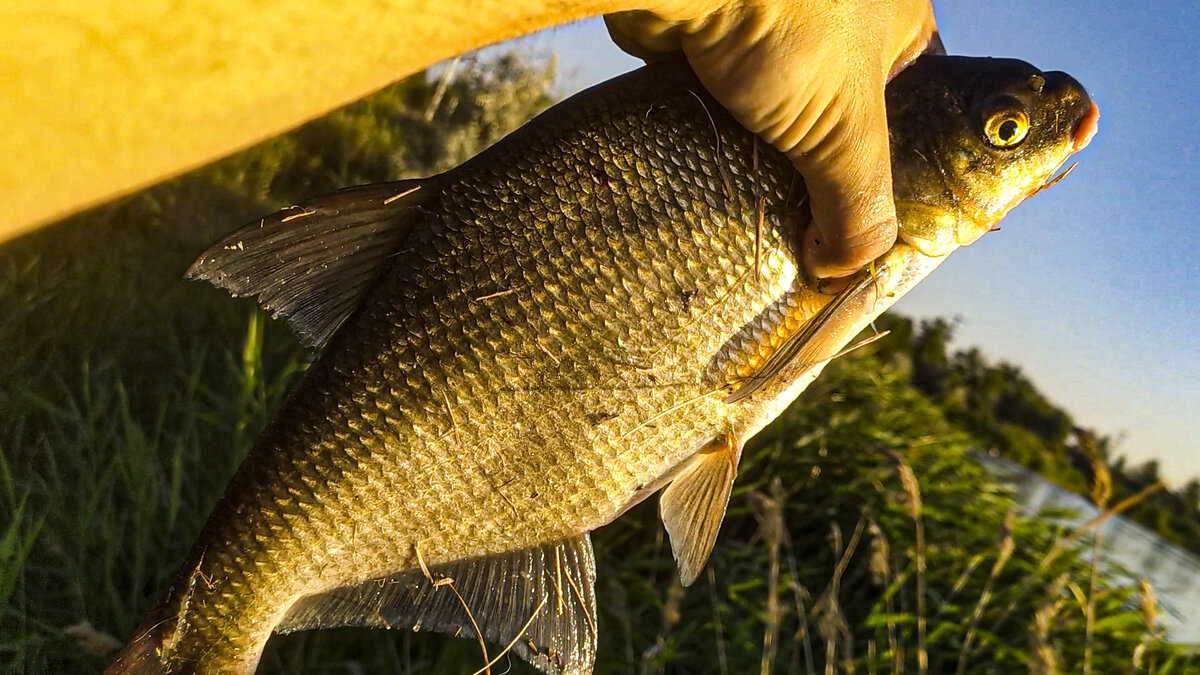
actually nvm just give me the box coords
[606,0,939,279]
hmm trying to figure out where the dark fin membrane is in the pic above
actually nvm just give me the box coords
[660,434,742,586]
[276,536,598,675]
[724,263,896,403]
[186,179,430,349]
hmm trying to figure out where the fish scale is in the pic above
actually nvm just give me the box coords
[108,54,1095,674]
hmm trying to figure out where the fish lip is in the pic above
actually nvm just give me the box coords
[1042,70,1097,153]
[1072,101,1100,152]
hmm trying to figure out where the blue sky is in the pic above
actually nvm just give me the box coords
[494,1,1200,483]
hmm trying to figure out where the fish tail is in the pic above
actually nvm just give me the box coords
[105,583,265,675]
[104,619,176,675]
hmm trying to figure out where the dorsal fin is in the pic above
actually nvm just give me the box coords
[660,433,742,586]
[276,536,597,675]
[186,179,430,349]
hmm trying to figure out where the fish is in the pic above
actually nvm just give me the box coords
[107,53,1097,675]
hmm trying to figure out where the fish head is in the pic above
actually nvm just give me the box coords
[887,55,1098,257]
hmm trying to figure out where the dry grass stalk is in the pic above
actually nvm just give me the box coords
[884,448,925,675]
[954,510,1016,674]
[605,577,637,671]
[816,523,844,675]
[423,55,461,122]
[642,575,687,675]
[1076,428,1111,675]
[941,553,986,612]
[1083,539,1100,675]
[867,519,900,675]
[886,450,922,519]
[1133,642,1148,672]
[1133,579,1161,674]
[1045,481,1163,565]
[1030,574,1069,675]
[439,580,491,674]
[812,513,868,675]
[750,480,786,675]
[867,519,890,587]
[1076,430,1112,509]
[1139,579,1160,639]
[764,476,817,674]
[789,578,817,675]
[812,524,848,675]
[707,568,730,675]
[469,596,546,675]
[661,576,685,635]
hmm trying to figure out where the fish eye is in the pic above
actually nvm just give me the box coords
[984,110,1030,148]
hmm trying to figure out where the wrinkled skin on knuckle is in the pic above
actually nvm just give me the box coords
[802,193,898,278]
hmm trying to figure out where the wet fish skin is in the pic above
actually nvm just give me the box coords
[107,55,1094,675]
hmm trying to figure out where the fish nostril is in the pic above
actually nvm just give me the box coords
[1041,71,1079,96]
[1040,72,1092,112]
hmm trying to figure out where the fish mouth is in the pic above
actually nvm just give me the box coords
[1041,70,1097,155]
[1073,101,1100,152]
[1032,99,1097,196]
[1024,72,1096,199]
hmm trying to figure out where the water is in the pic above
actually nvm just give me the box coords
[977,453,1200,644]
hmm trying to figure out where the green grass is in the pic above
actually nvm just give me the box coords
[2,54,1196,674]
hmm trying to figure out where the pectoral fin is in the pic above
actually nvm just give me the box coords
[725,264,895,403]
[186,179,430,349]
[660,434,742,586]
[276,535,597,675]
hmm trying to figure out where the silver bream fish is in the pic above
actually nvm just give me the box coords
[108,54,1097,674]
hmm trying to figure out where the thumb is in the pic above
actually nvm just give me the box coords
[603,11,683,62]
[792,85,898,280]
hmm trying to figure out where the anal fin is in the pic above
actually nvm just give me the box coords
[276,535,597,675]
[660,433,742,586]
